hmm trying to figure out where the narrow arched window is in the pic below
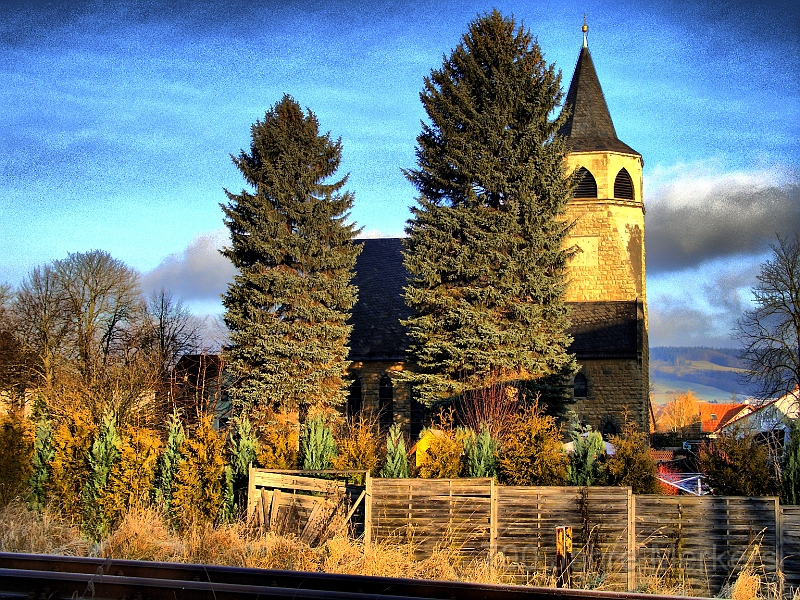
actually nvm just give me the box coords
[614,168,634,200]
[574,167,597,198]
[379,374,394,432]
[573,372,588,398]
[602,420,617,439]
[347,376,362,419]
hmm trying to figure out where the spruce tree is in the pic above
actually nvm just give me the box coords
[222,95,361,412]
[403,10,576,406]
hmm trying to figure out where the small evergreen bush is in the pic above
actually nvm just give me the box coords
[154,412,184,513]
[380,423,409,478]
[606,419,658,494]
[253,409,299,469]
[566,420,606,487]
[49,410,97,522]
[497,403,567,486]
[171,415,226,529]
[699,428,778,497]
[782,421,800,505]
[334,414,382,482]
[463,424,498,478]
[84,412,122,540]
[29,416,54,511]
[300,412,337,471]
[0,410,33,507]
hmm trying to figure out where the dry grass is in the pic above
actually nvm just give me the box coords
[2,500,797,599]
[0,501,90,556]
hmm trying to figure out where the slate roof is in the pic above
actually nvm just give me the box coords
[348,238,411,361]
[558,46,640,156]
[347,239,641,362]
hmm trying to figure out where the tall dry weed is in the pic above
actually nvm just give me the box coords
[0,500,89,556]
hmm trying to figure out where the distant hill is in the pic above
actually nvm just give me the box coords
[649,347,760,404]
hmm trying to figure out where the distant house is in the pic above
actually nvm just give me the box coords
[719,390,799,446]
[697,402,754,435]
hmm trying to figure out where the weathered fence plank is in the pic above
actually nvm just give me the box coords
[635,495,779,597]
[781,506,800,588]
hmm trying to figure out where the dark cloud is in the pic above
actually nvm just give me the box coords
[648,258,762,348]
[645,173,800,273]
[140,230,234,302]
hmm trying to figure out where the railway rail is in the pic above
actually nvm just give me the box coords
[0,552,707,600]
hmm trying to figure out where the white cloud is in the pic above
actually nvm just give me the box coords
[140,228,234,303]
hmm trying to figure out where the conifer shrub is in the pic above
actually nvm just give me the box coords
[606,419,659,494]
[699,428,778,496]
[49,410,97,522]
[463,424,498,478]
[84,412,122,539]
[98,426,161,532]
[154,412,184,513]
[565,420,606,487]
[782,420,800,505]
[0,410,33,507]
[228,414,259,482]
[497,403,567,486]
[171,415,226,529]
[380,423,409,478]
[301,412,337,471]
[29,416,54,511]
[333,414,382,482]
[252,409,299,469]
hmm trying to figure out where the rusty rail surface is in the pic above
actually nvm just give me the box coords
[0,552,709,600]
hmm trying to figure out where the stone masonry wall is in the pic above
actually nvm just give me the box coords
[573,357,648,434]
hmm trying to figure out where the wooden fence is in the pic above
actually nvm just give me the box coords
[635,496,779,597]
[781,506,800,588]
[247,472,800,594]
[363,477,800,594]
[494,486,634,589]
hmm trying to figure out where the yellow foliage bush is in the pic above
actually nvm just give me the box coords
[333,414,382,481]
[49,410,97,522]
[252,409,299,469]
[97,427,162,529]
[497,403,567,486]
[0,411,34,506]
[171,415,225,529]
[417,411,468,479]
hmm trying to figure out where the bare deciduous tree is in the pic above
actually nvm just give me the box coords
[54,250,142,379]
[735,234,800,402]
[14,264,71,390]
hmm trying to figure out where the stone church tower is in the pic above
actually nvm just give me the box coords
[345,24,650,437]
[558,22,649,433]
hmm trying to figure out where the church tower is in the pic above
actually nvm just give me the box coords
[560,20,649,433]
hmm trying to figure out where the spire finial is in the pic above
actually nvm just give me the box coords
[582,14,588,48]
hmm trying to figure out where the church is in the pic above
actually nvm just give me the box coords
[345,29,649,439]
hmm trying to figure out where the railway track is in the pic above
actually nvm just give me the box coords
[0,552,706,600]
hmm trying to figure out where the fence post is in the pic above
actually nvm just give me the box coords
[627,488,636,592]
[364,471,372,547]
[556,526,572,588]
[490,478,498,560]
[247,464,256,521]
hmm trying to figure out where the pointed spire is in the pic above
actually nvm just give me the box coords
[558,20,639,155]
[582,14,588,48]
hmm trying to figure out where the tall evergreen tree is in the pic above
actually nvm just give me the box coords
[222,95,361,412]
[403,10,576,405]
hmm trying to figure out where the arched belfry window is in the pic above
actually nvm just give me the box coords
[347,376,362,419]
[573,372,588,398]
[574,167,598,198]
[379,374,394,432]
[614,168,634,200]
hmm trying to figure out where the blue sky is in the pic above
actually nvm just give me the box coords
[2,0,798,347]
